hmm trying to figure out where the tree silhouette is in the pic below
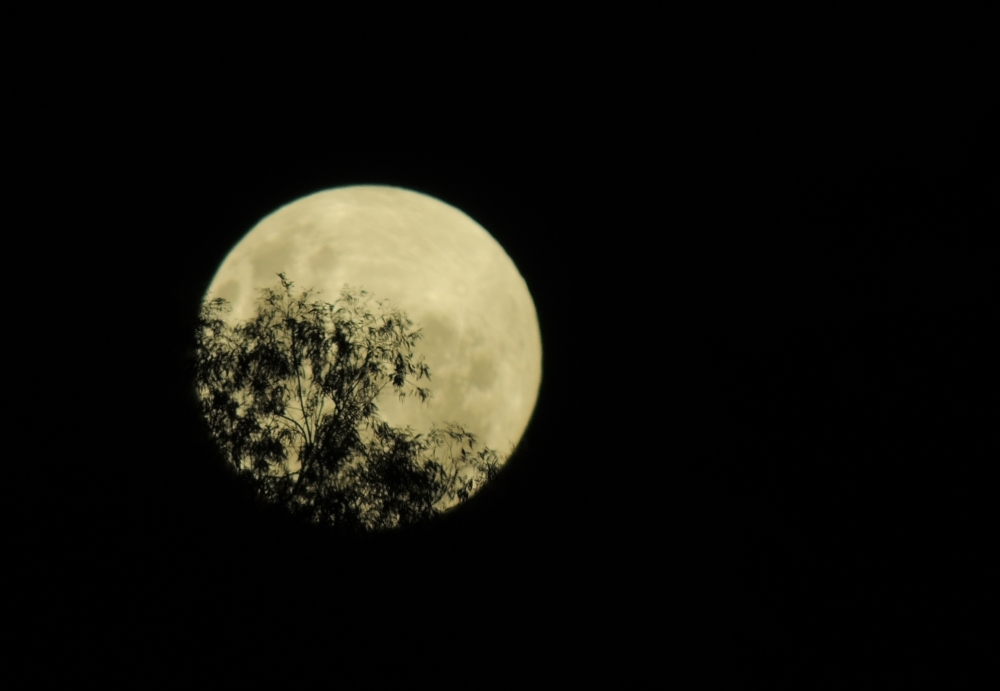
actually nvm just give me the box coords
[194,273,503,531]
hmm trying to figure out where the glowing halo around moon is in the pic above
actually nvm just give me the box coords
[204,185,542,468]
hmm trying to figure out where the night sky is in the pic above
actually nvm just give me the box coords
[52,20,983,667]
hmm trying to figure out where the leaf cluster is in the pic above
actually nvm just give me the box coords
[194,274,501,531]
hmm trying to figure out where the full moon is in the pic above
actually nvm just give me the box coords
[205,185,542,462]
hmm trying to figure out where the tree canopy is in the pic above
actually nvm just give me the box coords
[194,273,502,531]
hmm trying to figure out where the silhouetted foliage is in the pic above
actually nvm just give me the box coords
[194,273,503,531]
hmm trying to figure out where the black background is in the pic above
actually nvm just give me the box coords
[32,12,986,672]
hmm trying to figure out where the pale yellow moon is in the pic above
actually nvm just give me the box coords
[205,185,542,461]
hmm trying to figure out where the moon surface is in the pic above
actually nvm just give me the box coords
[205,185,542,462]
